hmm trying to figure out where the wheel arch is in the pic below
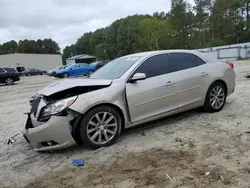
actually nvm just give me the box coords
[63,72,70,76]
[71,102,125,144]
[209,79,228,95]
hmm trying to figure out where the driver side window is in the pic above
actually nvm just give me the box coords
[134,54,170,79]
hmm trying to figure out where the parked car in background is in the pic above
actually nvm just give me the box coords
[47,65,68,76]
[24,50,235,151]
[54,63,95,78]
[90,60,110,70]
[16,66,25,73]
[0,67,20,85]
[21,69,46,76]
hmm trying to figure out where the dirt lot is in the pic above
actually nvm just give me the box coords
[1,61,250,188]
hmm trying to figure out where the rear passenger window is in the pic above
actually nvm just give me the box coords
[195,56,206,66]
[4,68,16,72]
[134,54,170,78]
[0,69,5,73]
[169,53,198,72]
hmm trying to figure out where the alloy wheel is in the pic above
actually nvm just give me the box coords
[6,78,13,85]
[210,86,225,109]
[63,73,69,78]
[86,112,118,145]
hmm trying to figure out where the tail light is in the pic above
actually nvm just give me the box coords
[226,62,234,69]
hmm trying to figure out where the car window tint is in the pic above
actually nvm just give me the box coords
[169,53,197,72]
[134,54,170,78]
[195,56,206,66]
[4,68,16,72]
[0,68,5,73]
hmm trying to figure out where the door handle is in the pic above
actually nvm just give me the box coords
[165,81,174,86]
[201,72,208,76]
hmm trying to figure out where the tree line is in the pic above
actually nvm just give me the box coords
[63,0,250,60]
[0,39,60,55]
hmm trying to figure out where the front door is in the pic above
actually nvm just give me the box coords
[126,54,178,123]
[70,64,81,76]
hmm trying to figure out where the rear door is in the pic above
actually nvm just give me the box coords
[168,52,207,108]
[35,69,40,75]
[126,54,178,123]
[79,64,89,76]
[4,68,18,78]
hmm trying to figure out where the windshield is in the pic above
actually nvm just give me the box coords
[90,56,141,79]
[59,65,68,69]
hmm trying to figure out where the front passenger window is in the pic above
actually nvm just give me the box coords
[134,54,170,79]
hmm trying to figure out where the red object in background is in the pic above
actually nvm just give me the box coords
[226,62,234,69]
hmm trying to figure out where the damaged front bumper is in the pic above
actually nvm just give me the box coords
[23,112,76,151]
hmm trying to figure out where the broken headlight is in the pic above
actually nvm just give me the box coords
[40,96,77,117]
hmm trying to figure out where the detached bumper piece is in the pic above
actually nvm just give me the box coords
[23,113,76,152]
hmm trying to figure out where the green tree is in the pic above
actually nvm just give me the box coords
[194,0,211,48]
[1,40,18,54]
[169,0,195,49]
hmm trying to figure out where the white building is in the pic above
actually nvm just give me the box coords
[66,54,96,65]
[0,53,63,71]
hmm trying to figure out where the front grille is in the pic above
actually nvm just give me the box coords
[40,140,58,147]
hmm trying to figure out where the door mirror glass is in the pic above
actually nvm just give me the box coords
[129,73,146,83]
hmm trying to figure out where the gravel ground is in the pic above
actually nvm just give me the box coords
[1,61,250,188]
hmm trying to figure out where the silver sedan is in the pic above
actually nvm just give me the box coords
[23,50,235,151]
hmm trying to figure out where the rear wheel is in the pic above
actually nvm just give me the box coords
[5,78,14,85]
[203,82,226,112]
[79,106,122,149]
[63,72,69,78]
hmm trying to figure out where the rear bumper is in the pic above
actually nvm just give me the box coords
[14,77,20,81]
[23,113,76,151]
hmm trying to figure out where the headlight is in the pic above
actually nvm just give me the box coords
[40,96,77,117]
[29,97,34,106]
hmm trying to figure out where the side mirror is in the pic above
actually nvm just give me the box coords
[129,73,146,83]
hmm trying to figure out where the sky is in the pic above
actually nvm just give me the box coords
[0,0,194,51]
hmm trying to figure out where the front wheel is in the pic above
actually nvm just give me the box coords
[63,72,69,78]
[79,106,122,149]
[203,82,227,112]
[5,78,14,85]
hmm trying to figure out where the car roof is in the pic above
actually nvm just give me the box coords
[124,49,216,63]
[125,49,202,58]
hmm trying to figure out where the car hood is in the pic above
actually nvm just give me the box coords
[38,78,112,96]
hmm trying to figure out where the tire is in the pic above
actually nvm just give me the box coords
[79,106,122,149]
[63,72,69,78]
[88,70,94,76]
[203,82,227,112]
[5,77,14,85]
[27,73,31,76]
